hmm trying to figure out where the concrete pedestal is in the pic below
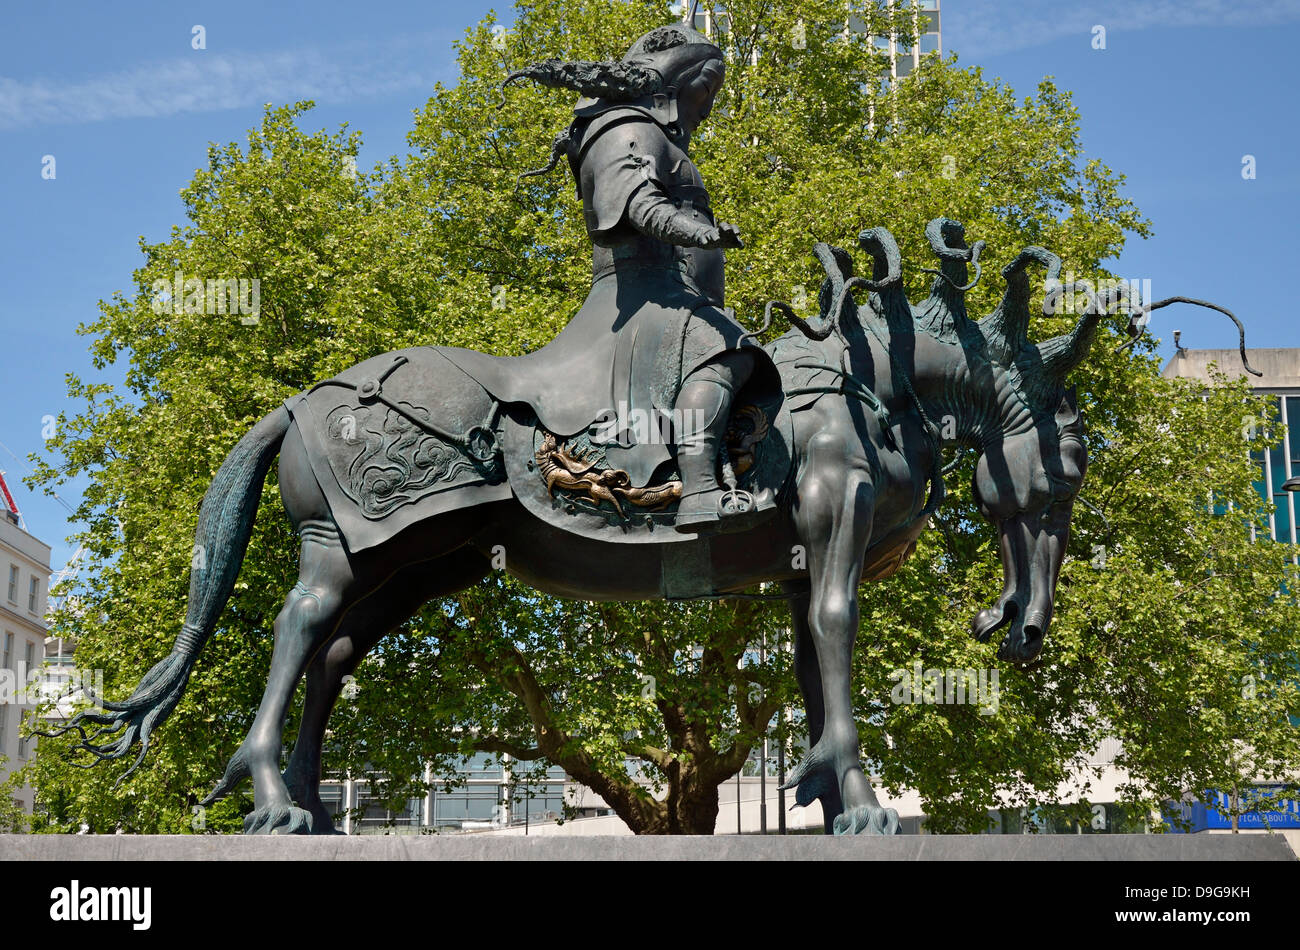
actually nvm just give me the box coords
[1,832,1294,861]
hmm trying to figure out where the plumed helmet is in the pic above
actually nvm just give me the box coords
[621,24,723,88]
[500,24,723,115]
[504,24,725,185]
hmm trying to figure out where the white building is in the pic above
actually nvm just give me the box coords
[0,488,51,816]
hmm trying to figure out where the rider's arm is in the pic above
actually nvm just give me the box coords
[579,113,737,250]
[625,186,719,247]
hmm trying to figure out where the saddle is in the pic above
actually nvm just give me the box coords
[498,391,790,546]
[284,346,792,553]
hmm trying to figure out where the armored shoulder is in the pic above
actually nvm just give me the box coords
[576,111,681,238]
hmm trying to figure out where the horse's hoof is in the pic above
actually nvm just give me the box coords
[833,804,901,836]
[283,776,343,834]
[294,801,344,834]
[243,803,315,835]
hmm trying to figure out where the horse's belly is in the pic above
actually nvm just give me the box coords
[472,515,669,601]
[473,504,796,602]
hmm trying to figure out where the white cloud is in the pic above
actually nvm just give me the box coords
[0,36,454,129]
[946,0,1300,59]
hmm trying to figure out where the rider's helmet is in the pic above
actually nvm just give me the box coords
[502,25,724,132]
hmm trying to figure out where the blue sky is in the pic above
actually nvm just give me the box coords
[1,0,1298,573]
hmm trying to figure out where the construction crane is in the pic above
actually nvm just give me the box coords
[0,469,23,528]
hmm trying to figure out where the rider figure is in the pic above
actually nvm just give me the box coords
[503,24,779,533]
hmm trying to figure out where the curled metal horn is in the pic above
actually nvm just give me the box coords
[922,218,983,292]
[1035,279,1112,382]
[1065,280,1101,317]
[1116,294,1261,377]
[764,299,828,340]
[514,126,577,187]
[999,247,1063,315]
[923,241,984,292]
[924,217,975,261]
[495,58,664,109]
[497,70,530,110]
[818,234,905,338]
[769,242,856,342]
[856,227,902,288]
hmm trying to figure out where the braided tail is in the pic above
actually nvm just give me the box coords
[40,406,291,787]
[516,126,578,185]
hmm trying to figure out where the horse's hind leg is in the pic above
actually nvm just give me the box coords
[203,516,366,834]
[201,420,376,833]
[284,549,491,834]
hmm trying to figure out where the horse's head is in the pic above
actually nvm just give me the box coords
[773,218,1256,665]
[971,390,1087,662]
[770,222,1096,665]
[960,236,1106,664]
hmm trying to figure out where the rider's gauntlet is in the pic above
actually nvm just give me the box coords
[627,186,718,248]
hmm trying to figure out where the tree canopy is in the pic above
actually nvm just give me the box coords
[23,0,1299,835]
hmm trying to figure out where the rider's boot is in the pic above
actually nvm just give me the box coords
[673,356,773,535]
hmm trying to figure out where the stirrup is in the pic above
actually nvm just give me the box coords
[719,488,755,514]
[674,487,774,535]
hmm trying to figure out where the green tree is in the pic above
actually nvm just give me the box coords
[0,757,31,833]
[27,0,1299,835]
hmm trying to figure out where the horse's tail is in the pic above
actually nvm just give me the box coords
[45,406,292,786]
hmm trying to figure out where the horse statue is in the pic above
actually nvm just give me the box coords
[50,24,1260,836]
[53,212,1121,835]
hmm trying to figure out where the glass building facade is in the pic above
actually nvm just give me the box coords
[1252,393,1300,551]
[1160,348,1300,831]
[888,1,941,79]
[319,754,580,834]
[1164,348,1300,557]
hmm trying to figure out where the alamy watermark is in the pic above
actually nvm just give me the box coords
[889,662,1000,716]
[590,402,709,453]
[1044,274,1151,319]
[0,662,104,706]
[151,271,261,324]
[49,880,151,930]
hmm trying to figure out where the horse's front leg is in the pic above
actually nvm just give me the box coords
[781,577,842,833]
[784,438,900,835]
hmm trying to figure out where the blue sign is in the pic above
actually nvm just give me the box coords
[1164,785,1300,832]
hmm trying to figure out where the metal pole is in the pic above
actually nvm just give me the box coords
[778,705,787,834]
[760,632,767,835]
[736,768,742,834]
[778,627,788,834]
[344,775,355,836]
[423,762,433,829]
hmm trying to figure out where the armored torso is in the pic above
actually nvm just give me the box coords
[570,107,725,305]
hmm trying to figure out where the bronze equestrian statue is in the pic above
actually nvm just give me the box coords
[483,25,780,533]
[53,24,1258,835]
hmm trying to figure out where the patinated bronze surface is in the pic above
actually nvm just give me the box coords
[453,24,781,533]
[53,23,1258,837]
[534,429,681,517]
